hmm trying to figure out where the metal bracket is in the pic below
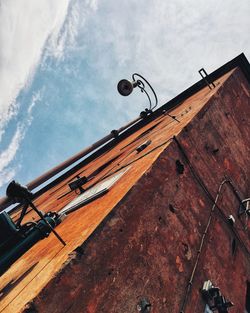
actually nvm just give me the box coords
[238,198,250,230]
[6,181,66,246]
[68,176,87,194]
[201,280,233,313]
[199,68,216,90]
[238,198,250,216]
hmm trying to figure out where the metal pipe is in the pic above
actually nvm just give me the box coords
[0,215,60,277]
[0,116,142,211]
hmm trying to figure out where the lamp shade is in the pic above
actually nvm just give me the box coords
[117,79,134,96]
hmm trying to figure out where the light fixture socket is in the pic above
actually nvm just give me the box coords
[117,79,138,96]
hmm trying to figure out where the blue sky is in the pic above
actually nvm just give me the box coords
[0,0,250,197]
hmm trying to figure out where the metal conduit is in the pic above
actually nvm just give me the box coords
[173,136,250,313]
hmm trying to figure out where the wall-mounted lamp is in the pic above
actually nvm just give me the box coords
[117,79,138,97]
[6,180,65,246]
[117,73,158,117]
[117,74,180,123]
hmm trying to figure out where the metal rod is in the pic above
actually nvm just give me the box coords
[28,201,66,246]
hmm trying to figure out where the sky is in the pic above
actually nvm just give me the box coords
[0,0,249,198]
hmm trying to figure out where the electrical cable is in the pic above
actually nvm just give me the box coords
[179,179,228,313]
[173,136,250,257]
[57,105,191,206]
[58,136,174,216]
[173,136,250,313]
[58,113,181,203]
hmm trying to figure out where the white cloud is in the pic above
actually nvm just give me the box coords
[50,0,250,148]
[0,167,17,190]
[0,126,24,172]
[0,1,75,188]
[0,0,103,192]
[0,88,43,188]
[76,0,250,104]
[0,126,24,187]
[0,0,249,192]
[27,89,43,116]
[41,0,99,63]
[0,0,71,138]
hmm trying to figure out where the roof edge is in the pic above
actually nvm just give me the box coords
[1,53,249,212]
[156,53,250,114]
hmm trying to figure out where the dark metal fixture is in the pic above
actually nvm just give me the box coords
[169,203,177,213]
[136,140,152,153]
[110,129,119,138]
[238,198,250,216]
[176,159,185,174]
[6,181,65,245]
[68,176,87,194]
[0,211,61,277]
[0,115,142,211]
[245,281,250,313]
[231,238,236,256]
[227,215,235,227]
[117,73,158,116]
[117,79,139,97]
[137,298,151,312]
[201,280,234,313]
[6,180,33,204]
[117,74,179,123]
[199,68,216,90]
[0,181,65,276]
[238,198,250,230]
